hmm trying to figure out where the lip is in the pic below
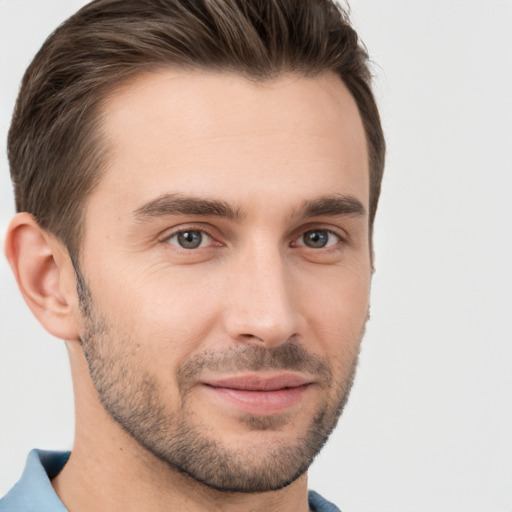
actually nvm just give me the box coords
[201,373,312,415]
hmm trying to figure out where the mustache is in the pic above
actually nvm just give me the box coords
[177,342,332,387]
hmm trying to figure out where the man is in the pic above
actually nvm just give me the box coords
[0,0,384,510]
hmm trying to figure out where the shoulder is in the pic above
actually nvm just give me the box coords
[308,490,342,512]
[0,449,69,512]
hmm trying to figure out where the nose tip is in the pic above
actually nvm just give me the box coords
[227,314,299,349]
[223,257,300,348]
[233,308,298,347]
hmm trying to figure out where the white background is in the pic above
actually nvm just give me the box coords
[1,1,511,511]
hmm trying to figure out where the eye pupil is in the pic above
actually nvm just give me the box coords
[177,230,202,249]
[304,230,328,248]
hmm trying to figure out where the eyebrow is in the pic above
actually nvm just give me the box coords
[133,193,243,221]
[296,194,366,219]
[133,192,366,223]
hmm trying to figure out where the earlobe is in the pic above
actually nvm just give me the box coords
[4,213,81,341]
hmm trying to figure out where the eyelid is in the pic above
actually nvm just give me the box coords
[159,224,222,247]
[294,229,341,247]
[291,223,350,246]
[167,230,212,249]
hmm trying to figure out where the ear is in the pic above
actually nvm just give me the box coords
[4,213,81,341]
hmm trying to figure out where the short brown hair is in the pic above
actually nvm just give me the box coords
[8,0,385,258]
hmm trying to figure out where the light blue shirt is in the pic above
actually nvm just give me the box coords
[0,449,340,511]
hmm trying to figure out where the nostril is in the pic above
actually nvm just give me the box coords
[240,333,262,341]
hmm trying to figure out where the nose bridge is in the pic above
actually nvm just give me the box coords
[224,237,299,346]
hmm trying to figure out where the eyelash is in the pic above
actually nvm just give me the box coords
[291,229,344,250]
[162,227,218,250]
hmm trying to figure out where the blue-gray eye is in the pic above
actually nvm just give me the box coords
[169,230,207,249]
[300,229,338,248]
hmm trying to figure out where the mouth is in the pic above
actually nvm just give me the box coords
[200,373,313,415]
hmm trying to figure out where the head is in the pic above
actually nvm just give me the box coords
[6,0,384,495]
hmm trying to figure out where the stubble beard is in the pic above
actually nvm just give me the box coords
[77,272,362,493]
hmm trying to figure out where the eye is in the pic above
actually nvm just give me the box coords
[295,229,340,249]
[166,229,212,249]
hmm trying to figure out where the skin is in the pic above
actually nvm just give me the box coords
[6,70,371,511]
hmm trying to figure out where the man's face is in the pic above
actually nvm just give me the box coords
[77,70,371,492]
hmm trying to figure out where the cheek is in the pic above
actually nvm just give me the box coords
[87,260,223,369]
[299,264,371,354]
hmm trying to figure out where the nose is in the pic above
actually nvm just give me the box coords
[223,245,301,348]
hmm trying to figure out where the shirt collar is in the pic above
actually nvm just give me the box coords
[0,449,69,511]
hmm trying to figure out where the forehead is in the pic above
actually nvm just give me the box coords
[91,70,368,219]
